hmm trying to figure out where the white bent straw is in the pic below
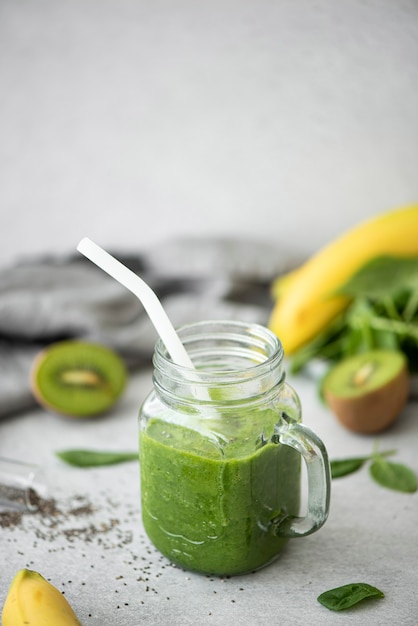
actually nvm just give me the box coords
[77,237,195,369]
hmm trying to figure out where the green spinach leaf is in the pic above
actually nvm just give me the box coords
[369,458,418,493]
[317,582,384,611]
[56,449,138,467]
[330,448,396,479]
[330,457,367,478]
[337,256,418,299]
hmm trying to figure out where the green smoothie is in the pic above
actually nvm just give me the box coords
[139,410,301,576]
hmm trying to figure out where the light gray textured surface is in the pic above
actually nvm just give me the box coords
[1,0,418,267]
[1,367,417,625]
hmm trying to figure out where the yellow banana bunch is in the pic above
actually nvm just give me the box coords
[2,569,82,626]
[269,204,418,355]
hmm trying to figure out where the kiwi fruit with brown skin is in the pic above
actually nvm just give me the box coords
[322,350,409,434]
[30,340,127,417]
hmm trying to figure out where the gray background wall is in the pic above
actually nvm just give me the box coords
[1,0,418,266]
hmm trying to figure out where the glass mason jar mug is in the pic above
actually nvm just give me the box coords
[139,320,331,577]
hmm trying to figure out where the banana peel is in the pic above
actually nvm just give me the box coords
[2,568,82,626]
[269,204,418,355]
[270,266,302,300]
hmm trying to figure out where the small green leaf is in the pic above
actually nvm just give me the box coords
[370,458,418,493]
[330,448,396,479]
[56,449,138,467]
[370,327,400,351]
[317,582,384,611]
[337,256,418,299]
[330,457,367,479]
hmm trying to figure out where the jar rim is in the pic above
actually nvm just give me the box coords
[154,319,284,383]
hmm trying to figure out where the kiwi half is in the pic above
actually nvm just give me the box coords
[322,350,409,434]
[30,340,127,417]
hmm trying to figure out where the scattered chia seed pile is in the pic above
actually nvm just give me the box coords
[1,485,247,620]
[0,487,133,548]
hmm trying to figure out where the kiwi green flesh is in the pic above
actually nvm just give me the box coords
[322,350,407,399]
[31,341,127,417]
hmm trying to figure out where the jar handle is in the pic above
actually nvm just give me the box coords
[273,411,331,538]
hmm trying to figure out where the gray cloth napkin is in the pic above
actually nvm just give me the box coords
[0,237,300,417]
